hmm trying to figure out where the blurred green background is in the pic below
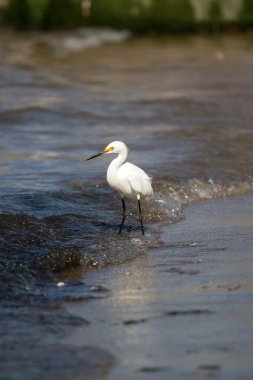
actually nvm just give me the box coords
[0,0,253,32]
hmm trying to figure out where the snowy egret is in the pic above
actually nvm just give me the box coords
[86,141,153,235]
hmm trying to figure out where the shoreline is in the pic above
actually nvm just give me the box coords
[63,194,253,379]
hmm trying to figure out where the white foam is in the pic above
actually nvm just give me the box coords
[150,177,253,225]
[38,28,131,57]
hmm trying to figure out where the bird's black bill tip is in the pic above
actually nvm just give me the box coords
[86,152,103,161]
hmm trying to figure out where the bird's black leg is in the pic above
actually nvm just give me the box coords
[138,199,145,236]
[118,198,126,234]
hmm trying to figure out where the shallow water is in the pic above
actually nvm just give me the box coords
[0,30,253,378]
[66,195,253,380]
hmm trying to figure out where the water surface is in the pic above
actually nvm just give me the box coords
[0,30,253,378]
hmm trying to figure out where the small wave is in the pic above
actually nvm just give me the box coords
[148,177,253,226]
[34,28,131,57]
[0,177,252,303]
[0,190,147,302]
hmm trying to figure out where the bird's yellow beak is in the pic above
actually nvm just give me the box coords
[104,147,114,153]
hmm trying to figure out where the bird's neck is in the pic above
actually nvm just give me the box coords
[108,150,127,172]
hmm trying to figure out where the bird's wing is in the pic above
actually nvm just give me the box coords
[118,162,153,197]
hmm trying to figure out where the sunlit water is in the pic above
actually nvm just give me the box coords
[0,29,253,378]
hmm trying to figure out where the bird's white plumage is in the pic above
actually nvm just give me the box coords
[86,140,153,234]
[105,141,153,200]
[118,163,153,198]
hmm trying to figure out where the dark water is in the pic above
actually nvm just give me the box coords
[0,30,253,378]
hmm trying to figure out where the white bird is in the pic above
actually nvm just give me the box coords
[86,141,153,235]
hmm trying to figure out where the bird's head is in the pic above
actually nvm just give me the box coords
[104,141,128,155]
[86,141,128,160]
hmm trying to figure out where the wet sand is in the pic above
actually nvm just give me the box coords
[65,194,253,380]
